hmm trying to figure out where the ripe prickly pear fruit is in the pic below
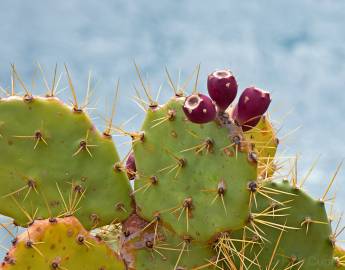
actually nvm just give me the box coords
[126,152,137,180]
[183,94,216,124]
[207,69,238,111]
[232,86,271,131]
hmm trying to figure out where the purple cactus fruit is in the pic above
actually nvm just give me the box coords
[126,152,136,180]
[232,86,271,131]
[232,104,260,132]
[183,94,217,124]
[207,69,238,111]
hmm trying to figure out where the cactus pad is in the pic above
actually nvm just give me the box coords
[133,97,257,241]
[218,181,334,270]
[0,96,132,229]
[0,216,125,270]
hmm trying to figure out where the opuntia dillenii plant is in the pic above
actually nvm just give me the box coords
[0,64,343,270]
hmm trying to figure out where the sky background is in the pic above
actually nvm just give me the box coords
[0,0,345,253]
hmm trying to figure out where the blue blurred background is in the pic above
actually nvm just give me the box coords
[0,0,345,253]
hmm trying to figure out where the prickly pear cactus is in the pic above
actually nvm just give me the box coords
[132,97,257,241]
[0,65,343,270]
[1,216,125,270]
[0,96,132,229]
[217,180,334,270]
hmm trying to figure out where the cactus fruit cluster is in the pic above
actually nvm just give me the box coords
[0,65,343,270]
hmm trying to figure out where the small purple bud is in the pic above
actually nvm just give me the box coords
[232,86,271,131]
[126,152,136,180]
[183,94,217,124]
[207,69,238,111]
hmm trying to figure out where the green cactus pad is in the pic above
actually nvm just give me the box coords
[219,181,334,270]
[0,216,125,270]
[120,214,217,270]
[243,116,278,178]
[133,97,257,242]
[0,96,132,229]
